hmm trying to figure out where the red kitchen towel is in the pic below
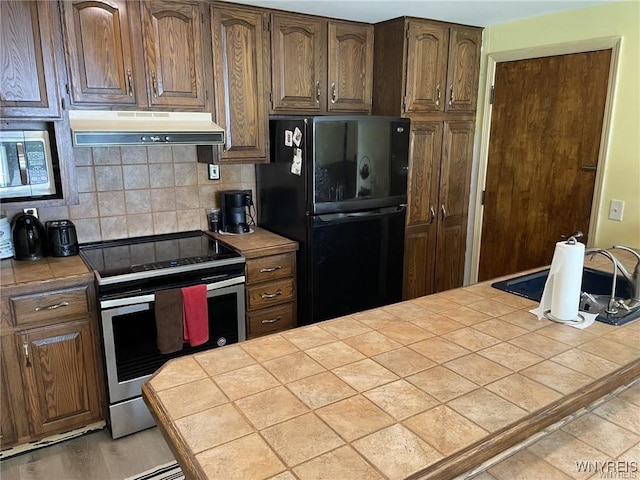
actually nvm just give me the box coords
[155,288,184,354]
[182,284,209,347]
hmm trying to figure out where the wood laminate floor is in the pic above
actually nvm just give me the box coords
[0,427,175,480]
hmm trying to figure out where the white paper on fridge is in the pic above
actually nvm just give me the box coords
[291,148,302,176]
[284,130,293,147]
[293,127,302,146]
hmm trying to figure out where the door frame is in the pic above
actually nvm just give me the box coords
[468,36,621,283]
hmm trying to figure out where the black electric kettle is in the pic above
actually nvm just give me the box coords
[11,213,46,260]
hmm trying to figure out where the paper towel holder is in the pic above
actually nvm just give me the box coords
[562,231,583,245]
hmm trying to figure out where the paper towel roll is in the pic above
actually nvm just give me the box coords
[549,241,585,321]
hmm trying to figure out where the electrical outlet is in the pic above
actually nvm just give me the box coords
[23,208,38,218]
[208,164,220,180]
[608,199,624,221]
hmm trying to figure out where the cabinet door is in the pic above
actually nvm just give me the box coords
[0,347,18,448]
[62,0,138,106]
[434,121,474,292]
[18,321,101,437]
[445,26,481,112]
[270,14,324,112]
[403,122,442,299]
[404,21,448,114]
[327,21,373,112]
[0,1,60,117]
[141,0,207,108]
[211,6,269,162]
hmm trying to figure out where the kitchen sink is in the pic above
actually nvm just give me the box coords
[492,267,639,325]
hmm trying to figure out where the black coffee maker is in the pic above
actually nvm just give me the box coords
[220,190,252,234]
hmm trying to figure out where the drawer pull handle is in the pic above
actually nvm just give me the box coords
[261,290,282,299]
[259,266,282,273]
[23,342,31,367]
[35,301,69,312]
[261,316,282,324]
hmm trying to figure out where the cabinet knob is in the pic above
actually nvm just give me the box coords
[22,342,31,368]
[126,69,134,96]
[331,83,336,104]
[259,266,282,273]
[261,316,282,324]
[448,85,454,106]
[35,301,69,312]
[441,204,447,220]
[436,84,441,107]
[152,72,158,98]
[315,81,320,103]
[260,289,282,299]
[428,206,436,225]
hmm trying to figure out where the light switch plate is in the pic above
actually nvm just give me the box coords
[208,164,220,180]
[608,199,624,221]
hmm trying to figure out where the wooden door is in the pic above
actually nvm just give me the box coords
[141,0,206,108]
[478,50,611,281]
[435,121,474,291]
[211,6,269,162]
[18,321,101,437]
[270,13,324,112]
[445,26,482,112]
[0,1,60,117]
[403,122,442,299]
[404,21,448,114]
[327,21,373,112]
[61,0,139,106]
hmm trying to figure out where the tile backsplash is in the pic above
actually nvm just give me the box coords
[1,145,256,244]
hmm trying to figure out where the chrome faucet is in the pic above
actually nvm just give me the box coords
[611,245,640,306]
[585,248,621,314]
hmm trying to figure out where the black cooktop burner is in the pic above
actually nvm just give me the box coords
[80,231,242,282]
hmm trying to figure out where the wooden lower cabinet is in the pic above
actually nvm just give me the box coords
[18,320,101,437]
[245,251,297,338]
[403,119,474,299]
[0,281,104,449]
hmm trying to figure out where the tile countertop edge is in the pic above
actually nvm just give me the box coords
[407,359,640,480]
[141,382,210,480]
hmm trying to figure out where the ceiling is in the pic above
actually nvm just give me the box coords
[221,0,619,27]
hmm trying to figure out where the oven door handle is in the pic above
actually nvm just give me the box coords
[100,275,246,309]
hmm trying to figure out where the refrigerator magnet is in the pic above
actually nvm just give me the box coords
[291,148,302,176]
[293,127,302,146]
[284,130,293,147]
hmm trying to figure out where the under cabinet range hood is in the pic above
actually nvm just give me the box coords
[69,110,225,147]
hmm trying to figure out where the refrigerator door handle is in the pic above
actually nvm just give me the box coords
[317,206,406,222]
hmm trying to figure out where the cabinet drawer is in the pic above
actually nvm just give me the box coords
[246,253,295,285]
[247,278,294,310]
[10,286,92,326]
[248,303,295,337]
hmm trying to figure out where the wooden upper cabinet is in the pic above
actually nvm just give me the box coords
[405,22,481,113]
[327,21,373,112]
[0,1,60,118]
[372,17,481,116]
[211,5,269,162]
[445,27,482,112]
[270,13,325,112]
[141,0,207,108]
[405,22,448,114]
[62,0,138,106]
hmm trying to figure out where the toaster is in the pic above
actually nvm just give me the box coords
[46,220,79,257]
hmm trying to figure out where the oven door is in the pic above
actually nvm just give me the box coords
[100,277,245,406]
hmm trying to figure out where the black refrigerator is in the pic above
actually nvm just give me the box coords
[256,116,410,325]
